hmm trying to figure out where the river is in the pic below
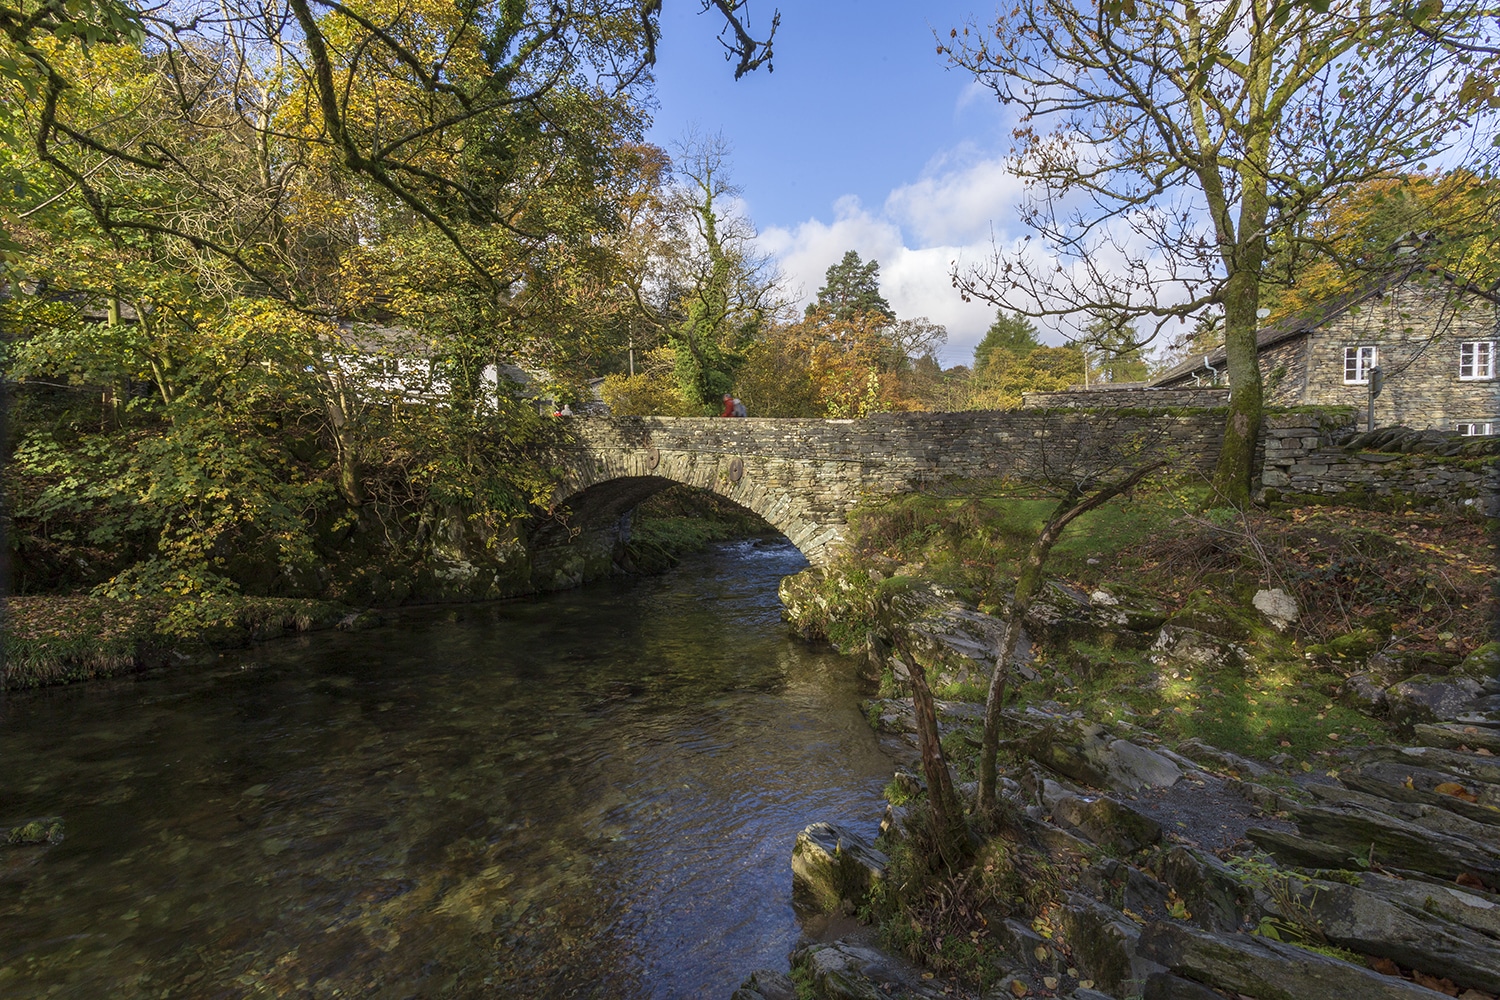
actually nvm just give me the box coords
[0,539,894,998]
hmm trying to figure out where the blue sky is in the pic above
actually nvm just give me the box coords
[645,2,1032,365]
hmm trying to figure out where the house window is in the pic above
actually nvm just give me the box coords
[1455,420,1496,436]
[1343,345,1377,384]
[1459,340,1495,380]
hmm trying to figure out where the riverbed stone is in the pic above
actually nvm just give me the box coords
[1142,971,1234,1000]
[1051,794,1162,854]
[1291,877,1500,995]
[1029,719,1184,793]
[1338,758,1500,820]
[1136,919,1451,1000]
[1252,799,1500,888]
[1056,893,1160,996]
[1023,580,1167,648]
[886,584,1018,691]
[1080,858,1172,921]
[1172,739,1269,778]
[792,941,949,1000]
[1411,722,1500,752]
[730,969,800,1000]
[1386,674,1483,728]
[1154,847,1250,933]
[1341,673,1389,715]
[1150,626,1244,671]
[1251,588,1298,631]
[1354,871,1500,940]
[791,823,889,914]
[1457,642,1500,682]
[5,817,64,846]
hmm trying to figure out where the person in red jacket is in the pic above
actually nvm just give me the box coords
[721,393,736,417]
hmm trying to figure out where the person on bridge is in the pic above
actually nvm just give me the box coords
[721,394,747,417]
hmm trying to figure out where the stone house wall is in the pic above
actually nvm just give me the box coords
[1258,338,1311,406]
[1296,280,1499,431]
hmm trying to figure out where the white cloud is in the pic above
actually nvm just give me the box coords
[884,150,1025,248]
[759,150,1047,366]
[953,79,993,115]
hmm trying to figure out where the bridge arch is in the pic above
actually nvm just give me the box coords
[530,411,1228,590]
[538,449,846,570]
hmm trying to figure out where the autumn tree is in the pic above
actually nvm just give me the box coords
[1,0,779,293]
[968,344,1085,410]
[612,133,781,408]
[947,0,1490,505]
[1262,171,1500,321]
[1085,313,1150,384]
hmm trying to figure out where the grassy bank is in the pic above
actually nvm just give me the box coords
[800,480,1497,761]
[4,485,774,692]
[2,595,360,690]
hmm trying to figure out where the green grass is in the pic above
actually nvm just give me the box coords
[1002,647,1383,760]
[3,595,349,690]
[848,480,1211,603]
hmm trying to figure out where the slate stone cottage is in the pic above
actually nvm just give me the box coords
[1153,268,1500,434]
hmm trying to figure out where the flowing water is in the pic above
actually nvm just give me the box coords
[0,540,894,999]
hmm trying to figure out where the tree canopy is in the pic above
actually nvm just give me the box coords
[973,311,1041,372]
[811,250,894,322]
[946,0,1493,504]
[0,0,780,598]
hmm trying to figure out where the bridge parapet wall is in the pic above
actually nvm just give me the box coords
[534,407,1494,588]
[550,410,1227,568]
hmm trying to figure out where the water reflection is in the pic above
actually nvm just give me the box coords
[0,540,892,998]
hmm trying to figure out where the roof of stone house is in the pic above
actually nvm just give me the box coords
[1150,266,1497,387]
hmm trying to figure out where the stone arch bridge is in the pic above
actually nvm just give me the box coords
[530,411,1226,587]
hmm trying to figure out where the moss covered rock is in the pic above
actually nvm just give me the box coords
[6,817,64,846]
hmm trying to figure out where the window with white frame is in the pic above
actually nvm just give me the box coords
[1459,340,1495,380]
[1455,420,1496,436]
[1343,345,1377,384]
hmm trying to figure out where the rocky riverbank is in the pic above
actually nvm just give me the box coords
[737,491,1498,999]
[738,688,1500,1000]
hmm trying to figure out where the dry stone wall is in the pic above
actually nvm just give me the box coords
[1021,386,1231,409]
[1260,412,1500,515]
[531,407,1498,586]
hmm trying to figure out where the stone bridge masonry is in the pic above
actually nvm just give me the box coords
[529,411,1227,586]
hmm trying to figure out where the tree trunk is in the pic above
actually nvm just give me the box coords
[976,462,1164,816]
[893,637,969,869]
[320,366,364,507]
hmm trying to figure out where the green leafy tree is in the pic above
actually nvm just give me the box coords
[972,310,1041,373]
[811,250,894,322]
[969,344,1085,409]
[1084,313,1150,384]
